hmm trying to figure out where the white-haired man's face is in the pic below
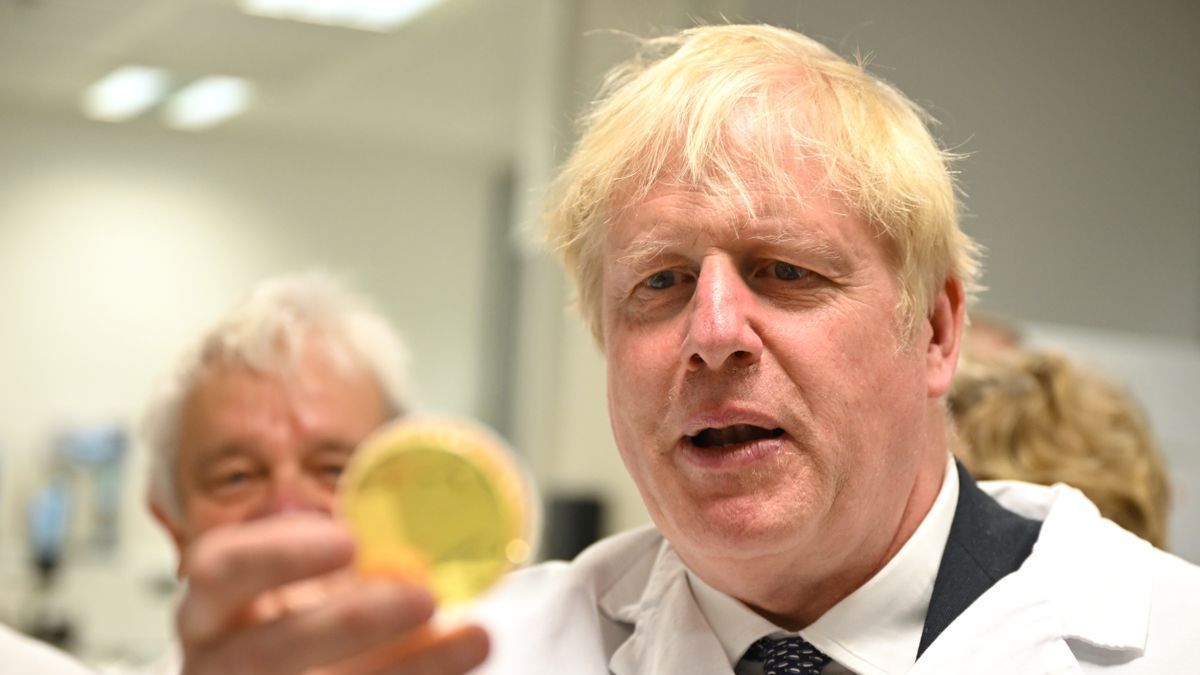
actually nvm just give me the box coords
[152,336,390,571]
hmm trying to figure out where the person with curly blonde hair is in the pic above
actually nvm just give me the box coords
[950,350,1171,548]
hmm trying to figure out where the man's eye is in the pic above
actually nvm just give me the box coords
[644,270,678,290]
[317,463,346,480]
[772,262,807,281]
[206,469,259,494]
[219,470,256,485]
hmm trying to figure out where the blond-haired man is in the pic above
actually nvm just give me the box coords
[173,26,1200,674]
[475,24,1200,674]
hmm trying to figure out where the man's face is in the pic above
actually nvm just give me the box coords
[159,337,390,559]
[600,169,958,591]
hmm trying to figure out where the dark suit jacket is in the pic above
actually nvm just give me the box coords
[917,461,1043,658]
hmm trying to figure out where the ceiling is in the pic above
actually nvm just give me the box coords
[0,0,532,159]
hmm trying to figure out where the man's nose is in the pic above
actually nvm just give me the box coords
[256,470,330,518]
[681,257,763,371]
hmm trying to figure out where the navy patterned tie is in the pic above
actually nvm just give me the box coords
[745,636,832,675]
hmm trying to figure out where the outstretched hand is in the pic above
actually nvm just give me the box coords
[177,514,489,675]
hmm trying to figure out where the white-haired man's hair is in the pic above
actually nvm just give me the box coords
[143,271,411,524]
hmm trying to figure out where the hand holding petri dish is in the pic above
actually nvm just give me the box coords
[338,417,537,605]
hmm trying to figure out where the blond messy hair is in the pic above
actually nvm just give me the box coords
[950,350,1171,548]
[544,24,982,344]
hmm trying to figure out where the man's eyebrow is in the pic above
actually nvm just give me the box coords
[745,229,848,267]
[193,445,254,467]
[614,227,852,274]
[305,440,356,455]
[615,237,673,270]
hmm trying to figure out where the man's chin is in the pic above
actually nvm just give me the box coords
[665,498,810,558]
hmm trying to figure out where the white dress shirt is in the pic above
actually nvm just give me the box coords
[689,453,960,675]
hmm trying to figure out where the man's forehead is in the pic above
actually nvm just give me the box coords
[181,354,381,445]
[608,180,859,249]
[182,363,285,430]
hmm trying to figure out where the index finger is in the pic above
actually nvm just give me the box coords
[178,513,355,645]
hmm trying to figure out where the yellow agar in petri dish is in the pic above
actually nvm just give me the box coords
[338,418,536,605]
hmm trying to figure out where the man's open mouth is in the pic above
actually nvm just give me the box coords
[688,425,785,449]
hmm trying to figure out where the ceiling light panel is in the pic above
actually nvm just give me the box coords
[162,76,254,131]
[82,66,169,123]
[239,0,444,32]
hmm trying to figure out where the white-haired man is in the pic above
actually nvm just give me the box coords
[0,272,410,675]
[171,26,1200,675]
[144,272,410,566]
[142,273,495,674]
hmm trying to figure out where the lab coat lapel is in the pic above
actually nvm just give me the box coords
[910,576,1082,674]
[604,541,732,675]
[914,483,1152,674]
[1030,484,1152,655]
[918,462,1042,656]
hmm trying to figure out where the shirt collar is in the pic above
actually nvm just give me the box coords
[689,453,959,675]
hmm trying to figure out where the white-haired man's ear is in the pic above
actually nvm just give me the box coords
[150,499,189,578]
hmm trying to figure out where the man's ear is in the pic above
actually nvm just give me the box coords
[150,499,189,578]
[925,276,966,398]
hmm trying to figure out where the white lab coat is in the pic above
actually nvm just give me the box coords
[472,481,1200,674]
[0,624,92,674]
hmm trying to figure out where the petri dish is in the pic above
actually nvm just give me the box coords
[338,417,537,605]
